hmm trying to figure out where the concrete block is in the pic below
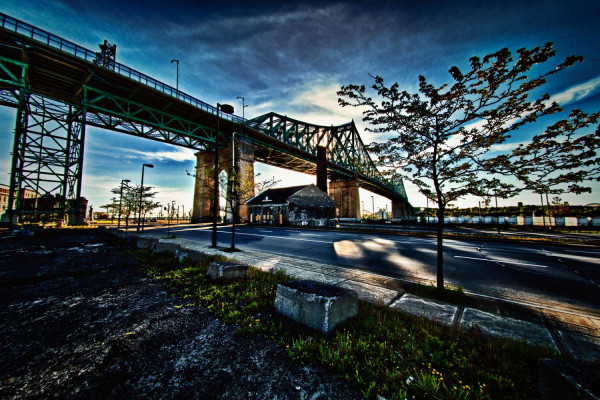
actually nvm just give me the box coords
[207,261,248,281]
[336,280,399,306]
[390,293,457,326]
[275,280,358,333]
[460,308,557,349]
[137,237,158,250]
[175,249,206,262]
[555,330,600,362]
[154,241,181,254]
[539,358,600,400]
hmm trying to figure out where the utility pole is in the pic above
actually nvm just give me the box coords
[171,59,179,91]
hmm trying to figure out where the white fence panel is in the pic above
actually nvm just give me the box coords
[565,217,578,226]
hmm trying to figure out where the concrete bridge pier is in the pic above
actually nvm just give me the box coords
[329,180,361,221]
[191,138,255,223]
[392,199,410,219]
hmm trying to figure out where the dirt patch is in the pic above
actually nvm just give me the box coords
[0,229,361,399]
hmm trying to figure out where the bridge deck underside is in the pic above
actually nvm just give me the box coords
[0,25,408,203]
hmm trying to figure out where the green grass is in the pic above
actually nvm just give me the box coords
[133,249,560,400]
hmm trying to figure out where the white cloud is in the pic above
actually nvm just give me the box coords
[490,141,527,152]
[139,148,197,162]
[102,147,197,163]
[248,101,276,115]
[550,76,600,106]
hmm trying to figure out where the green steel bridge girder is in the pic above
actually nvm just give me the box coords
[0,56,26,89]
[0,43,407,204]
[245,112,408,202]
[82,85,219,150]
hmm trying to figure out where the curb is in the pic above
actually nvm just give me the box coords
[107,227,600,363]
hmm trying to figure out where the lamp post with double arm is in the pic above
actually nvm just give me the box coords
[117,179,130,229]
[170,59,179,91]
[137,163,154,232]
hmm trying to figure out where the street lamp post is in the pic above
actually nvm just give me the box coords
[171,59,179,91]
[117,179,130,229]
[236,96,248,120]
[371,196,375,218]
[137,163,154,232]
[212,103,234,248]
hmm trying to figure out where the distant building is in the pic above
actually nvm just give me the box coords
[247,184,335,227]
[0,184,39,221]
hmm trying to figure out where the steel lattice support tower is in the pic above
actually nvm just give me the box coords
[7,92,86,224]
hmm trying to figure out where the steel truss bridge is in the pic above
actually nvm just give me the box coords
[0,12,408,222]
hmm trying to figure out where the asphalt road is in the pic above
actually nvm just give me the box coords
[144,224,600,316]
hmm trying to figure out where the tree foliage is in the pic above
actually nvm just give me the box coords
[110,183,160,220]
[338,43,584,289]
[490,109,600,195]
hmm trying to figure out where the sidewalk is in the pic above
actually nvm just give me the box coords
[125,229,600,363]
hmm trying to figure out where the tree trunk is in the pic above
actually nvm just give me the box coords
[231,204,236,250]
[436,205,445,291]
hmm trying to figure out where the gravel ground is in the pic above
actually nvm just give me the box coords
[0,229,361,399]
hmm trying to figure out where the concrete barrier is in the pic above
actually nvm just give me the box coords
[175,249,206,262]
[137,237,158,250]
[207,261,248,281]
[275,280,358,333]
[154,241,180,254]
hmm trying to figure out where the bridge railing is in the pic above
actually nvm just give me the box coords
[0,12,246,124]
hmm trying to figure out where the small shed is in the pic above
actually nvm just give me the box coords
[247,184,336,227]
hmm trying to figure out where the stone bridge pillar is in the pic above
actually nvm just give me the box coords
[392,198,411,219]
[191,138,254,223]
[329,180,360,221]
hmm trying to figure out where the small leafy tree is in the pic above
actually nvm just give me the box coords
[110,184,159,228]
[338,43,582,290]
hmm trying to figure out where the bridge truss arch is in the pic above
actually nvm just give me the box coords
[245,112,409,203]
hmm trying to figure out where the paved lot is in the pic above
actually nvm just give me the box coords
[0,229,360,400]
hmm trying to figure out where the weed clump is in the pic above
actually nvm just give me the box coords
[134,249,559,400]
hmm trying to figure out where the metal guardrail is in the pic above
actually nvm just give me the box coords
[0,12,246,124]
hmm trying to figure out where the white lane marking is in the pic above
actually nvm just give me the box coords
[454,255,548,268]
[566,249,600,256]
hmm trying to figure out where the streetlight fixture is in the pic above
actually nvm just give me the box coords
[117,179,130,229]
[236,96,248,120]
[171,59,179,91]
[371,195,375,218]
[231,96,248,250]
[212,103,234,248]
[137,163,154,232]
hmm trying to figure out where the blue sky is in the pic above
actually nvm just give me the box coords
[1,0,599,214]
